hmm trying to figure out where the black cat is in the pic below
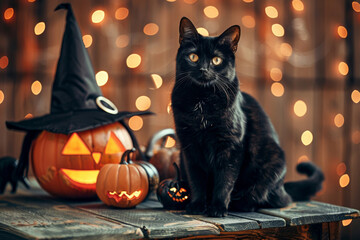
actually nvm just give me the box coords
[0,156,30,194]
[171,17,324,217]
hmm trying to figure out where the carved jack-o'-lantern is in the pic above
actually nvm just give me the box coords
[31,122,133,199]
[157,163,190,210]
[96,148,149,208]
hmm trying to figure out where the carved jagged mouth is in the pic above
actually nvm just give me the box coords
[107,190,142,202]
[59,169,99,190]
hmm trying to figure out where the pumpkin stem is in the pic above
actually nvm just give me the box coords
[173,162,181,181]
[120,148,136,164]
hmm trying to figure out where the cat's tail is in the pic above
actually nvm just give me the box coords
[284,162,324,201]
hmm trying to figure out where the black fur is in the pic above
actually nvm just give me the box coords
[171,17,324,217]
[0,156,30,194]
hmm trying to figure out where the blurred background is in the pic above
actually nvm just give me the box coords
[0,0,359,238]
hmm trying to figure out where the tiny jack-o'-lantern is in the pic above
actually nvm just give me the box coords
[96,148,149,208]
[5,3,151,199]
[146,129,180,181]
[157,162,190,210]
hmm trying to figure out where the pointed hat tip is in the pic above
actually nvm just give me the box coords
[55,3,71,12]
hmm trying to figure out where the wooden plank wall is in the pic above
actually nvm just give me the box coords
[0,0,359,238]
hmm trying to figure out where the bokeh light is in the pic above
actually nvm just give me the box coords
[115,7,129,20]
[204,6,219,18]
[294,100,307,117]
[165,137,176,148]
[34,22,45,35]
[334,113,344,128]
[339,174,350,188]
[352,131,360,144]
[116,35,129,48]
[337,26,348,38]
[352,1,360,12]
[82,35,93,48]
[184,0,197,4]
[0,90,4,104]
[336,162,347,176]
[301,130,313,146]
[95,71,109,86]
[342,219,352,227]
[4,8,14,20]
[25,113,34,119]
[272,24,285,37]
[297,155,309,163]
[151,74,163,89]
[126,54,142,68]
[338,62,349,76]
[280,43,293,57]
[241,16,256,28]
[271,82,284,97]
[91,10,105,23]
[351,90,360,103]
[31,80,42,95]
[265,6,278,18]
[129,116,143,131]
[197,27,209,36]
[243,0,254,2]
[166,0,176,2]
[167,102,172,114]
[292,0,304,11]
[0,56,9,69]
[143,23,159,36]
[270,68,282,81]
[135,96,151,111]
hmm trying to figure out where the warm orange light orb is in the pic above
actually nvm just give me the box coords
[116,35,129,48]
[4,8,14,20]
[265,6,278,18]
[34,22,46,35]
[25,113,34,119]
[204,6,219,18]
[337,26,348,38]
[31,80,42,95]
[0,56,9,69]
[297,155,309,163]
[241,16,256,28]
[184,0,197,4]
[334,113,344,128]
[352,1,360,12]
[338,62,349,76]
[143,23,159,36]
[82,35,93,48]
[129,116,143,131]
[339,174,350,188]
[115,7,129,20]
[272,24,285,37]
[197,27,209,36]
[135,96,151,111]
[270,68,282,81]
[0,90,4,104]
[271,82,284,97]
[151,74,163,89]
[336,162,347,176]
[95,71,109,87]
[165,137,176,148]
[342,219,353,227]
[92,10,105,23]
[292,0,304,11]
[351,90,360,103]
[294,100,307,117]
[126,54,142,68]
[301,130,313,146]
[280,43,293,57]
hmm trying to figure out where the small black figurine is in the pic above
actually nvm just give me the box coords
[0,156,30,194]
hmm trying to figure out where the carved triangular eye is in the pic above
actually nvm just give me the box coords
[104,132,126,154]
[62,133,91,155]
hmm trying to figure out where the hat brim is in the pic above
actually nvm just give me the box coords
[6,109,153,134]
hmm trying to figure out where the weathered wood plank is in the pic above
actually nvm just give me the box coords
[0,195,143,240]
[181,214,260,232]
[229,212,286,229]
[79,203,220,239]
[259,201,360,226]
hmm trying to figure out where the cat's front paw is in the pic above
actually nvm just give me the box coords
[186,201,206,215]
[207,205,228,217]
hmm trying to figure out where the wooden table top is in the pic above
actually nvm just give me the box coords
[0,180,359,240]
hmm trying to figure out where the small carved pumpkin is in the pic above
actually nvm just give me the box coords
[157,163,190,210]
[31,122,133,199]
[96,148,149,208]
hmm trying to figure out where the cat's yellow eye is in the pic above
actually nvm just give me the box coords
[189,53,199,62]
[212,56,223,65]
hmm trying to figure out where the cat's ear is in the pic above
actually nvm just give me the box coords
[218,25,241,53]
[179,17,198,44]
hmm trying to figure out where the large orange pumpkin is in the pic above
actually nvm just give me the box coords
[96,148,149,208]
[31,122,133,199]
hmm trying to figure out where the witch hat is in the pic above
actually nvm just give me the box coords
[5,3,151,183]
